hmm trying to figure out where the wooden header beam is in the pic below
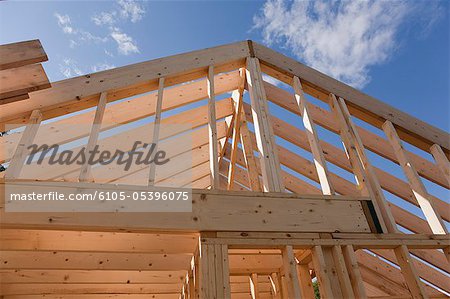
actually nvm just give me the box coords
[0,180,371,233]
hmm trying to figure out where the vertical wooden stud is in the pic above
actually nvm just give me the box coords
[221,244,231,298]
[198,239,212,298]
[293,76,334,195]
[207,65,220,189]
[237,102,262,191]
[79,92,107,182]
[332,245,355,299]
[342,245,367,299]
[269,272,282,299]
[250,273,260,299]
[246,57,284,192]
[394,245,428,299]
[6,109,42,179]
[384,120,448,235]
[228,68,246,190]
[297,264,315,299]
[281,245,302,298]
[329,94,391,233]
[148,77,165,186]
[430,144,450,186]
[330,96,428,297]
[198,237,230,299]
[311,246,336,299]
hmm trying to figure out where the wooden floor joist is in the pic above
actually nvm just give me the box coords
[0,39,449,299]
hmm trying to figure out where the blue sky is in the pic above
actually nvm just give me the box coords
[0,0,448,131]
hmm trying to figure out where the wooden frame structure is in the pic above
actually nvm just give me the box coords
[0,40,449,298]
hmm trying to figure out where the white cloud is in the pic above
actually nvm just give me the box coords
[54,12,108,46]
[117,0,145,23]
[55,1,145,57]
[111,28,139,55]
[253,0,442,88]
[92,11,117,26]
[92,0,146,26]
[104,49,114,57]
[59,58,84,78]
[79,31,108,43]
[54,13,74,34]
[91,63,116,72]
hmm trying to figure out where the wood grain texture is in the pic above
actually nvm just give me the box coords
[0,40,47,71]
[0,64,50,100]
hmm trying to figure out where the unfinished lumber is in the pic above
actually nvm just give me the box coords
[249,273,260,299]
[430,144,450,186]
[269,273,283,299]
[394,245,428,299]
[0,64,50,100]
[227,68,246,190]
[292,76,334,195]
[263,81,449,190]
[5,110,42,179]
[0,181,371,233]
[219,143,448,289]
[148,77,165,186]
[329,94,391,233]
[332,245,355,298]
[78,92,108,182]
[0,94,30,105]
[231,71,261,191]
[0,40,47,71]
[383,120,448,235]
[242,103,449,221]
[207,65,220,189]
[0,39,448,299]
[198,237,230,298]
[311,246,335,298]
[246,57,283,192]
[296,263,315,299]
[342,245,367,299]
[20,99,232,182]
[280,245,302,298]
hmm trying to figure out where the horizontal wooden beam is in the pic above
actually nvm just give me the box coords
[0,269,187,284]
[201,235,449,249]
[0,283,182,296]
[0,180,371,233]
[0,250,282,273]
[1,295,178,299]
[0,40,48,71]
[0,229,197,254]
[0,251,192,271]
[0,64,50,100]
